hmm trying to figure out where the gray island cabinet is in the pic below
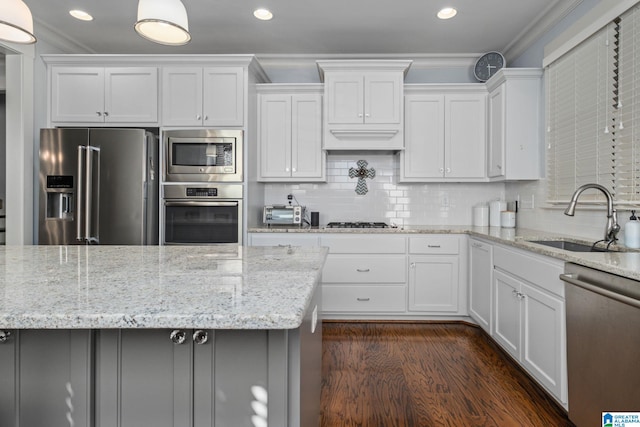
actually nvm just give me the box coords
[0,245,326,427]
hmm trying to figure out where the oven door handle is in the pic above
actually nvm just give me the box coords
[164,201,239,208]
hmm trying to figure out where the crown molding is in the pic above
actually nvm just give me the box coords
[503,0,583,63]
[257,53,477,72]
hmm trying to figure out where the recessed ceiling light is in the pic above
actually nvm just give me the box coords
[253,8,273,21]
[437,7,457,20]
[69,10,94,21]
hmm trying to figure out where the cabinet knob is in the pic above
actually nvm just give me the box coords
[410,262,416,268]
[292,168,296,172]
[196,115,202,120]
[439,167,444,173]
[193,330,209,345]
[204,115,209,121]
[104,111,109,117]
[446,167,451,173]
[497,165,502,170]
[0,330,11,343]
[96,112,102,117]
[285,167,290,172]
[365,113,370,117]
[169,329,187,345]
[358,113,363,118]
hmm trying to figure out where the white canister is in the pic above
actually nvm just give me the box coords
[473,204,489,226]
[489,200,507,227]
[501,210,516,228]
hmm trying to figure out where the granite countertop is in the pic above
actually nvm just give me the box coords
[0,245,327,330]
[249,224,640,281]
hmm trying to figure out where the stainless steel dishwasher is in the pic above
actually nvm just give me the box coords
[560,263,640,427]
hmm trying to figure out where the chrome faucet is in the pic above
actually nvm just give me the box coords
[564,183,620,243]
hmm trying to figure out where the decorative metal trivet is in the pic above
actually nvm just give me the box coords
[349,160,376,195]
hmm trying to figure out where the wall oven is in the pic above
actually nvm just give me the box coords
[163,129,243,182]
[163,184,243,245]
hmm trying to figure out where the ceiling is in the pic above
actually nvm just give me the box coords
[25,0,576,59]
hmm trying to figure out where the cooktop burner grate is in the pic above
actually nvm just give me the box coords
[325,222,389,229]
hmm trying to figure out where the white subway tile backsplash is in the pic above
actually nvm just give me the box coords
[264,153,506,226]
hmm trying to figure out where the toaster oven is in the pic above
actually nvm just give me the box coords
[263,205,305,226]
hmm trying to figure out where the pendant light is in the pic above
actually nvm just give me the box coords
[0,0,37,44]
[135,0,191,46]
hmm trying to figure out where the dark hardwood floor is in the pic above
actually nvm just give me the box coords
[321,322,574,427]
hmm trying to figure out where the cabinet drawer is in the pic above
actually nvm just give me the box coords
[409,235,460,254]
[249,233,320,247]
[322,255,406,283]
[320,235,405,254]
[322,285,406,312]
[494,246,564,297]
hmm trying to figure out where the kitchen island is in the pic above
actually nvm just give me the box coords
[0,245,327,427]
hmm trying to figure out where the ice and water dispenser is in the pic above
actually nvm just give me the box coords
[45,175,74,220]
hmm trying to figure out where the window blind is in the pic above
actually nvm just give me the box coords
[546,5,640,205]
[617,6,640,202]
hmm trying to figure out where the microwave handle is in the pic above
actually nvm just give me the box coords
[164,201,239,208]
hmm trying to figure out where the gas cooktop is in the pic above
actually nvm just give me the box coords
[325,222,389,229]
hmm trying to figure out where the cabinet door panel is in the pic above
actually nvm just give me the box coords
[105,67,158,123]
[408,255,459,312]
[96,329,192,427]
[326,73,363,124]
[402,95,445,179]
[259,94,292,178]
[365,73,402,124]
[488,85,505,178]
[162,67,203,126]
[292,94,323,178]
[493,270,521,359]
[17,330,92,427]
[469,240,493,333]
[213,330,268,426]
[51,67,104,123]
[445,94,486,179]
[521,283,564,399]
[203,67,244,126]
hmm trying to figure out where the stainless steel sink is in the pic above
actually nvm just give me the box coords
[527,240,608,252]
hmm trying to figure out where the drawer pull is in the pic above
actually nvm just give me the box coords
[356,268,371,272]
[427,245,441,248]
[356,297,371,302]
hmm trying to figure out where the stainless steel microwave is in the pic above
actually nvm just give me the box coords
[164,129,243,182]
[263,205,306,225]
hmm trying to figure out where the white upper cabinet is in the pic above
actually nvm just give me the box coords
[317,60,411,150]
[486,68,543,180]
[50,67,158,124]
[401,86,487,181]
[162,66,244,127]
[257,85,325,181]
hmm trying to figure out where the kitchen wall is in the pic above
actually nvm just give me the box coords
[264,153,505,226]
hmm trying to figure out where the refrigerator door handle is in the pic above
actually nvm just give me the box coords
[85,146,101,244]
[76,146,85,242]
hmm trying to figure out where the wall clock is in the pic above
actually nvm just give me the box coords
[473,51,505,82]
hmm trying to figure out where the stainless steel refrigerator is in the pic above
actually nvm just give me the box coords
[38,128,158,245]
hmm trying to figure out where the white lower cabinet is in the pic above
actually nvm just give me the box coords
[408,235,465,314]
[248,232,320,247]
[468,238,493,333]
[492,245,567,408]
[321,234,407,316]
